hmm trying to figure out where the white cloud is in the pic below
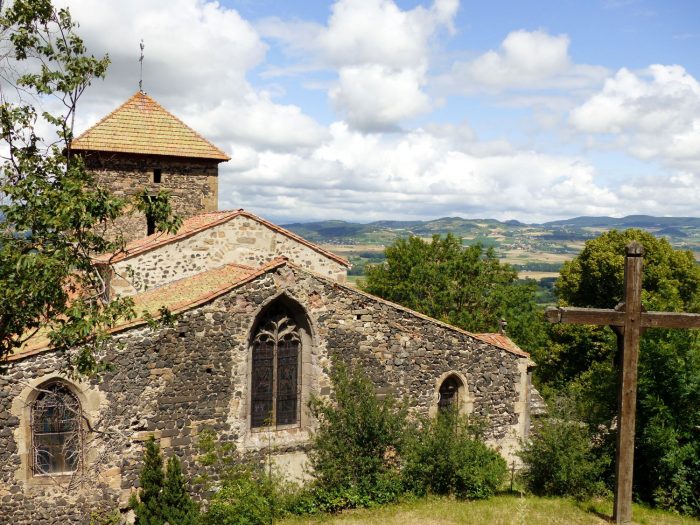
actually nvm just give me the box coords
[260,0,458,130]
[60,0,326,154]
[330,66,430,131]
[19,0,692,224]
[570,65,700,171]
[220,122,620,223]
[442,30,608,94]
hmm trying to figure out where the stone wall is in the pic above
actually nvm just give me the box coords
[81,152,219,244]
[0,264,530,524]
[109,214,348,297]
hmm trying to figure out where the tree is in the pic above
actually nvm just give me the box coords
[130,436,198,525]
[131,437,166,525]
[544,229,700,514]
[361,234,547,353]
[162,455,198,525]
[0,0,179,373]
[542,229,700,387]
[307,363,408,508]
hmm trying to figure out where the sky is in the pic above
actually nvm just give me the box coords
[54,0,700,223]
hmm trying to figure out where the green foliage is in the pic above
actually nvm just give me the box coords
[519,416,609,500]
[557,228,700,312]
[162,455,198,525]
[0,0,179,372]
[539,228,700,515]
[403,409,507,500]
[198,466,279,525]
[307,363,408,510]
[195,429,303,524]
[131,437,166,525]
[135,189,183,235]
[89,510,121,525]
[361,234,548,355]
[131,436,198,525]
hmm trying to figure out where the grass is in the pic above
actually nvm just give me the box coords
[279,494,700,525]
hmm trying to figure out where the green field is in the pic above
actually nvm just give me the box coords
[280,495,700,525]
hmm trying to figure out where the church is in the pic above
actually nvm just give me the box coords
[0,92,538,523]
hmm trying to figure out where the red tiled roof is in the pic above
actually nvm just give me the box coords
[473,333,527,355]
[95,209,351,267]
[9,260,529,361]
[10,260,283,360]
[71,92,230,161]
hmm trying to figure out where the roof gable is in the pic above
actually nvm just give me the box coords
[95,209,351,267]
[10,260,528,360]
[71,92,230,161]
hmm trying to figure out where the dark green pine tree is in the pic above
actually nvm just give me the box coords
[162,455,198,525]
[131,436,166,525]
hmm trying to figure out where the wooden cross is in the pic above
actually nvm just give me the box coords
[545,241,700,524]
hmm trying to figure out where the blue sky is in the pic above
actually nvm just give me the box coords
[65,0,700,223]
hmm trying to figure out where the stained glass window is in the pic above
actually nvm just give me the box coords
[31,383,82,475]
[251,312,300,428]
[438,376,461,412]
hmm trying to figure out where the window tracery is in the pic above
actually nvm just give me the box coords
[31,382,83,475]
[251,312,301,428]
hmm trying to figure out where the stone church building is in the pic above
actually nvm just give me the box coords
[0,92,537,523]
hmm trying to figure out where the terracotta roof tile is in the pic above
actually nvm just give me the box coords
[95,209,351,267]
[71,92,230,161]
[10,261,281,360]
[472,333,526,355]
[10,260,529,361]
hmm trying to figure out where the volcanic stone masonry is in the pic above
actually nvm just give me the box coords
[0,263,533,524]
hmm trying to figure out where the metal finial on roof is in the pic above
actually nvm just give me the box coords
[138,39,145,93]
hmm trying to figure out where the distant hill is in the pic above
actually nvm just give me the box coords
[542,215,700,229]
[282,215,700,279]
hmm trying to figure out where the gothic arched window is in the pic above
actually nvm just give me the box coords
[251,311,301,428]
[31,382,83,475]
[438,375,462,413]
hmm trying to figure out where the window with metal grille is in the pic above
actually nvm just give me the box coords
[251,312,301,428]
[438,375,461,413]
[31,383,82,475]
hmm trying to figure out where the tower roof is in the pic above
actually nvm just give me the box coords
[71,91,230,161]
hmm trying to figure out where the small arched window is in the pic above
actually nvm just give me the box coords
[438,375,462,413]
[31,382,83,475]
[251,310,301,428]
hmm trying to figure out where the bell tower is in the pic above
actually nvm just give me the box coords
[72,91,230,243]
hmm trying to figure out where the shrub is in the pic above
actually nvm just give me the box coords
[518,417,609,499]
[198,466,278,525]
[306,362,408,509]
[196,429,300,523]
[403,409,507,499]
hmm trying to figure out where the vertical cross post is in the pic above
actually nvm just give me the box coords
[614,242,644,524]
[546,241,700,524]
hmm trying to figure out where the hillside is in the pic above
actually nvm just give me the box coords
[282,216,700,290]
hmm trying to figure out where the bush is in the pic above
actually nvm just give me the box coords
[306,362,408,509]
[403,409,507,499]
[518,417,609,499]
[198,466,278,525]
[196,429,302,523]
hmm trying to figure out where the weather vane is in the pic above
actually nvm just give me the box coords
[139,39,145,92]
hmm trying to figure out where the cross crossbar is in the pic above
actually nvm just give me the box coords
[545,308,700,330]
